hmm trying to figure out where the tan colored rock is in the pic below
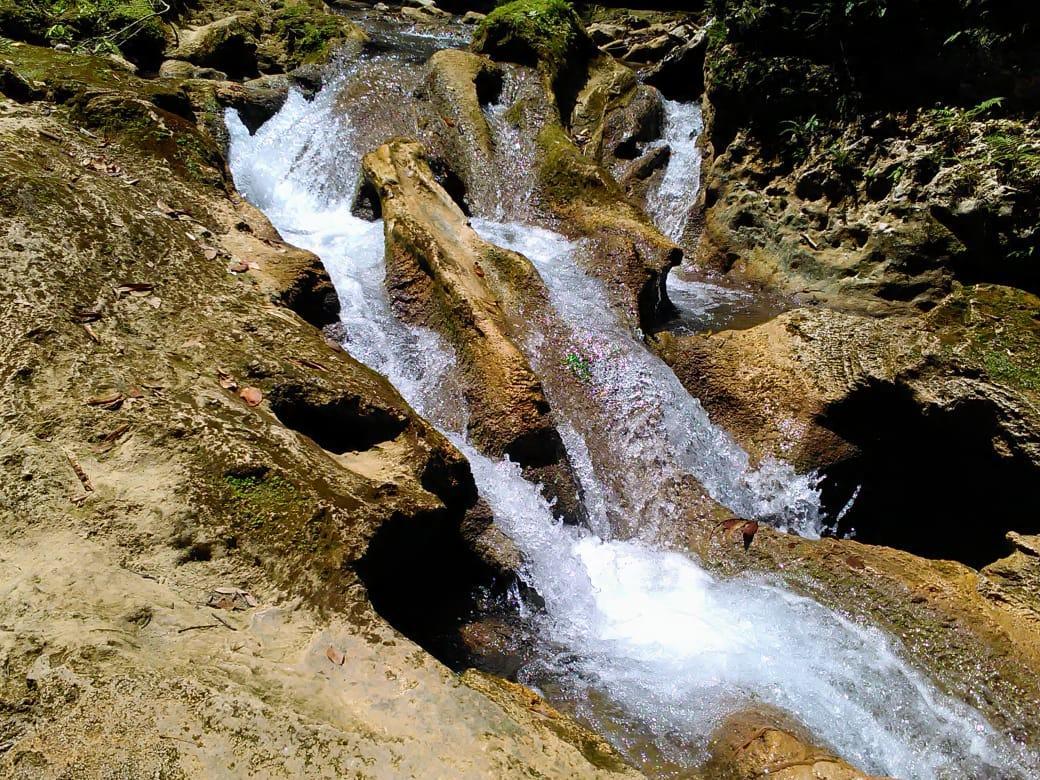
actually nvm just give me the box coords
[0,40,629,779]
[362,138,585,523]
[170,13,261,79]
[418,49,502,212]
[159,58,228,80]
[706,709,886,779]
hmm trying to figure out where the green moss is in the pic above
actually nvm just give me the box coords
[473,0,584,70]
[535,122,618,207]
[935,286,1040,394]
[225,472,301,529]
[272,0,361,67]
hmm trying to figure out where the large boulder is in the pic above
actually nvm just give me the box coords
[362,138,586,524]
[657,285,1040,567]
[170,13,262,79]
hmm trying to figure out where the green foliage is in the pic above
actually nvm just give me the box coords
[0,0,167,60]
[564,352,592,382]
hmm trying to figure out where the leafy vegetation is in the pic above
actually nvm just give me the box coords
[0,0,167,61]
[564,352,592,382]
[272,1,358,65]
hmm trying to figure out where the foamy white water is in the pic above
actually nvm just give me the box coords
[472,219,823,537]
[226,73,1037,779]
[647,100,703,243]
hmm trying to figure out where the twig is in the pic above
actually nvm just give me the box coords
[178,623,220,634]
[210,611,237,631]
[63,448,94,492]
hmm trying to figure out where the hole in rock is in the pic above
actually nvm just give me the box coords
[429,159,472,217]
[351,179,382,221]
[819,380,1040,567]
[356,501,519,671]
[268,386,409,454]
[474,67,504,107]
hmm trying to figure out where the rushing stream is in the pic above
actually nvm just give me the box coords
[226,34,1037,779]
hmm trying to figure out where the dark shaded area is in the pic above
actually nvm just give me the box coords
[429,158,473,216]
[474,64,504,106]
[352,178,383,220]
[818,380,1040,567]
[268,385,409,454]
[356,501,517,671]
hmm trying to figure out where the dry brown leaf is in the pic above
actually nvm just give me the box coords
[72,307,101,323]
[87,390,125,410]
[99,423,131,444]
[239,387,263,407]
[82,323,100,343]
[325,645,345,666]
[228,260,249,274]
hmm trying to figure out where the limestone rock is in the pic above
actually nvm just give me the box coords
[706,709,886,779]
[657,285,1040,566]
[170,14,261,79]
[362,138,586,523]
[159,59,228,81]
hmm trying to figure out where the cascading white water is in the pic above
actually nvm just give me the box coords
[226,66,1037,779]
[471,219,822,537]
[647,100,703,244]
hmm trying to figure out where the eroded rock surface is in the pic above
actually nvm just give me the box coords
[0,11,640,778]
[362,137,586,523]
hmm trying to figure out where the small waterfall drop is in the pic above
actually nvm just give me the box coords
[226,58,1037,779]
[647,100,703,244]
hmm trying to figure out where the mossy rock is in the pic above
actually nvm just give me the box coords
[267,0,366,70]
[472,0,591,72]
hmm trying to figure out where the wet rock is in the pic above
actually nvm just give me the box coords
[644,27,707,100]
[417,49,502,212]
[362,138,586,523]
[535,120,680,329]
[706,708,883,779]
[657,285,1040,566]
[402,4,451,23]
[170,14,261,80]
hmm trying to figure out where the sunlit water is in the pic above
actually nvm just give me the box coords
[647,100,703,244]
[226,66,1037,779]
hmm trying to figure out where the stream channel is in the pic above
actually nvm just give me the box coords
[226,15,1037,779]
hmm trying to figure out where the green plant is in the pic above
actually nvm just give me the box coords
[781,114,821,145]
[564,352,592,382]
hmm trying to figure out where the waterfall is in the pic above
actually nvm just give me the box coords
[647,100,703,244]
[471,219,822,538]
[226,64,1036,778]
